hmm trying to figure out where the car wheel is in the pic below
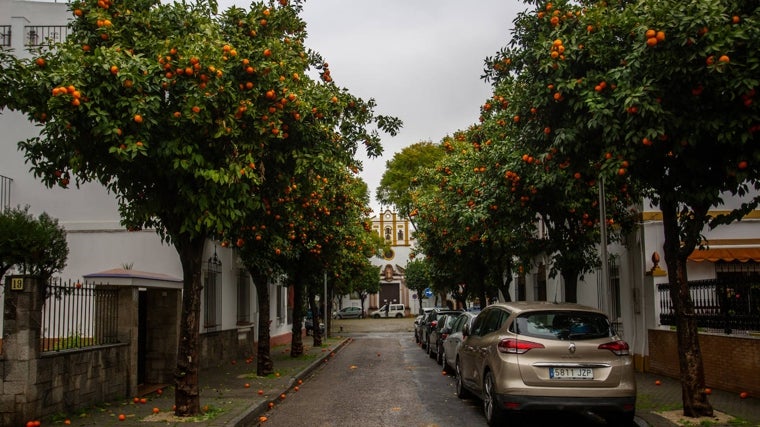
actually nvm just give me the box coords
[373,313,380,319]
[395,313,403,318]
[441,348,451,373]
[483,371,507,426]
[455,359,470,399]
[435,343,443,365]
[427,340,435,358]
[414,330,420,343]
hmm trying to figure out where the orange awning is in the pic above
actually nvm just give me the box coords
[688,248,760,263]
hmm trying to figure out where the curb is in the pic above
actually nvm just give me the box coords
[229,337,352,426]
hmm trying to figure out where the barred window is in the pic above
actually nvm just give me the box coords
[237,269,251,325]
[204,253,222,332]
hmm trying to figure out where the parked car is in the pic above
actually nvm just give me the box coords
[455,302,636,426]
[427,313,459,363]
[419,308,461,350]
[332,306,364,319]
[441,311,478,372]
[370,303,406,318]
[414,307,436,343]
[304,313,324,336]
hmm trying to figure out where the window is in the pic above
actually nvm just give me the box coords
[204,253,222,332]
[237,269,251,325]
[514,311,612,341]
[478,309,508,336]
[276,282,284,325]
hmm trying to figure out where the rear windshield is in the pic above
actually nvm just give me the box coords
[512,311,613,341]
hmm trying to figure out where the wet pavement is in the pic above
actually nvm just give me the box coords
[38,318,760,426]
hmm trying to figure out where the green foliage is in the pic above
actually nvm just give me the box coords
[0,0,400,415]
[376,141,444,221]
[0,206,68,282]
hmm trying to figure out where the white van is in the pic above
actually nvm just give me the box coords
[371,303,406,318]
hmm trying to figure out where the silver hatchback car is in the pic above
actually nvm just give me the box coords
[456,302,636,426]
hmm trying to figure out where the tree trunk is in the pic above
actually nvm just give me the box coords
[290,274,304,357]
[173,235,205,416]
[250,269,273,377]
[499,263,513,302]
[308,289,322,347]
[661,199,713,418]
[562,268,579,303]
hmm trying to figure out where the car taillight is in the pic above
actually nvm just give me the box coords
[498,338,545,354]
[430,320,438,328]
[598,340,630,356]
[441,333,449,340]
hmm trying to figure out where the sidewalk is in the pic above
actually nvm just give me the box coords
[635,371,760,427]
[44,335,760,426]
[50,337,350,426]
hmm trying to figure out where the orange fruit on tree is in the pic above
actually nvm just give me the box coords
[656,31,665,41]
[118,414,126,421]
[134,114,143,123]
[35,57,46,67]
[646,37,657,47]
[718,55,730,63]
[645,29,656,38]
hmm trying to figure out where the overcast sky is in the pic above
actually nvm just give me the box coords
[219,0,524,212]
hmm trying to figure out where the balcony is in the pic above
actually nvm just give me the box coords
[25,25,69,47]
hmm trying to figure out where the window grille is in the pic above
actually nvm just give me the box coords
[0,174,11,212]
[24,25,70,47]
[204,252,222,332]
[237,269,251,325]
[0,26,10,47]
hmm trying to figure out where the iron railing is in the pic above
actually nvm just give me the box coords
[658,278,760,334]
[0,174,11,212]
[41,279,120,352]
[0,25,10,47]
[24,25,69,47]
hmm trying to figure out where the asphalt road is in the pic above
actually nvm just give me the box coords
[261,318,621,427]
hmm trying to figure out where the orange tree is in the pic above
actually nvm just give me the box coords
[412,128,537,307]
[0,0,399,416]
[484,0,760,417]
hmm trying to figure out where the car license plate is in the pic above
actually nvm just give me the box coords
[549,367,593,379]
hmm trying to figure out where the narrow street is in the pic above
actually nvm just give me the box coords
[260,318,614,427]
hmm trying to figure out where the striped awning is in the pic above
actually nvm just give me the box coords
[688,248,760,263]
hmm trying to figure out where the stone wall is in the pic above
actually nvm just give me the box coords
[36,345,130,414]
[648,329,760,397]
[199,327,256,368]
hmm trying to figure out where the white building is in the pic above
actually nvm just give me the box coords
[0,0,295,369]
